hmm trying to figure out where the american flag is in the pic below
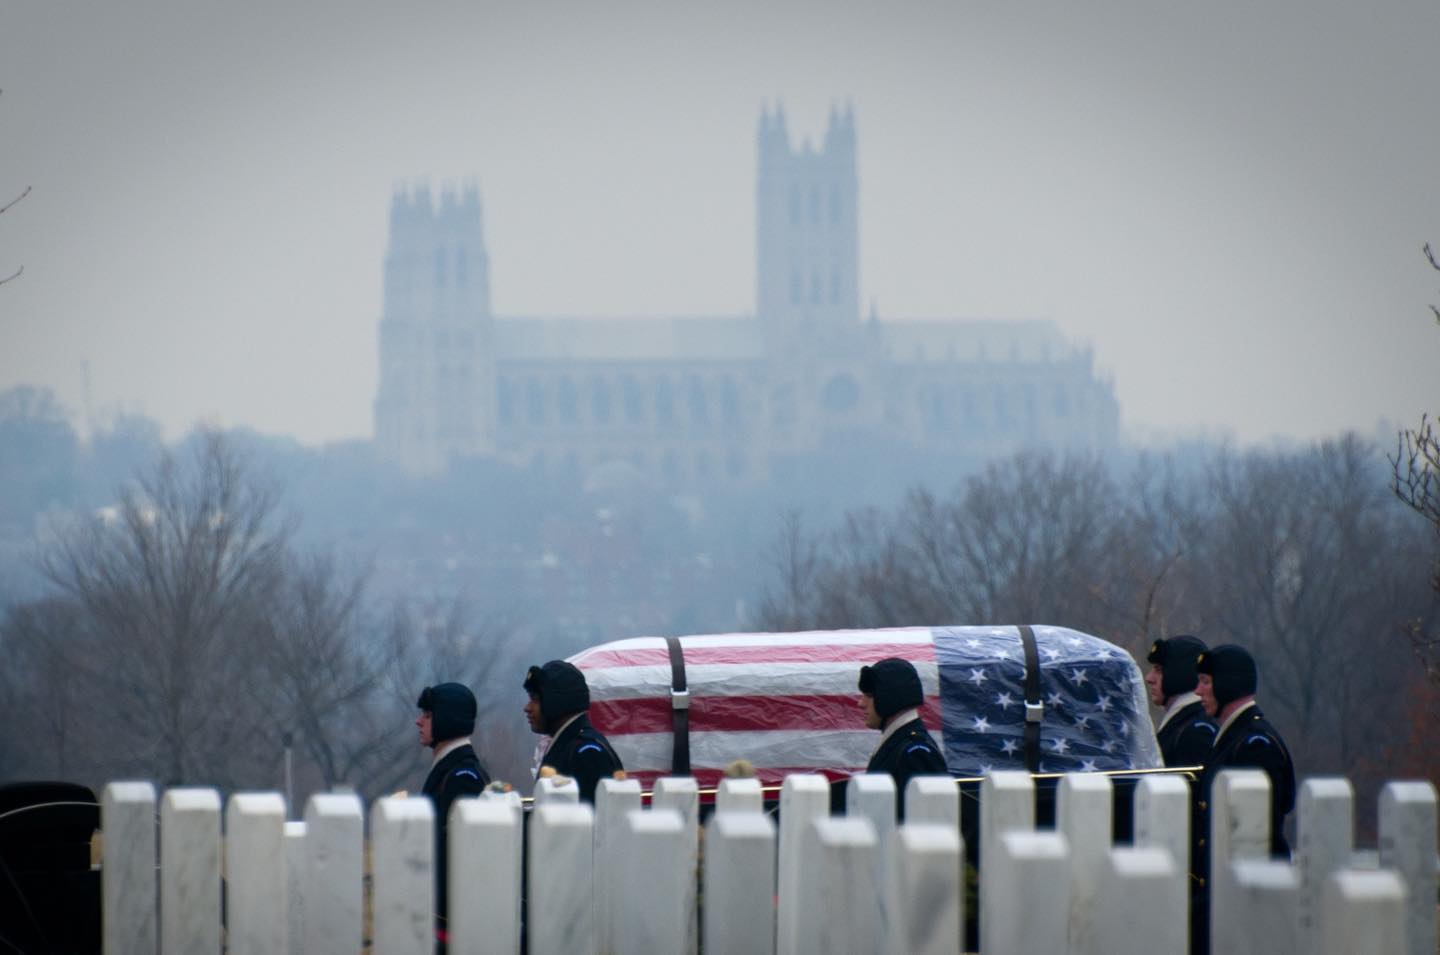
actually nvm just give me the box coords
[561,625,1159,790]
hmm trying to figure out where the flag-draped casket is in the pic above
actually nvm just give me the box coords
[562,625,1161,790]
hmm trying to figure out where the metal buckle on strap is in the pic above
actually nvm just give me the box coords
[671,689,691,710]
[1025,700,1044,724]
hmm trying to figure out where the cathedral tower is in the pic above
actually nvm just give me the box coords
[374,183,495,475]
[755,103,860,332]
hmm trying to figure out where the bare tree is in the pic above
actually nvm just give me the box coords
[39,430,290,787]
[1,90,29,287]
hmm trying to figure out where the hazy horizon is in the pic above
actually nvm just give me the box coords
[3,0,1437,449]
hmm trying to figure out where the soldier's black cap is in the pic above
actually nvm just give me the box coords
[1196,644,1258,709]
[1147,635,1208,700]
[523,660,591,722]
[417,682,477,746]
[858,657,924,721]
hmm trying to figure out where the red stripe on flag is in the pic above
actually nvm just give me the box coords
[575,641,937,670]
[589,694,943,735]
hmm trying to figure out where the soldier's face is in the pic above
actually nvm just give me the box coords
[861,693,882,730]
[1196,674,1217,717]
[524,693,546,734]
[416,710,434,747]
[1144,665,1165,707]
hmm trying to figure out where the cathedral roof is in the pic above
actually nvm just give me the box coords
[881,318,1074,364]
[493,315,764,363]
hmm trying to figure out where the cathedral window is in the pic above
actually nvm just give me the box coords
[498,378,515,426]
[1053,385,1070,417]
[557,377,578,424]
[687,376,710,430]
[435,249,447,287]
[993,385,1009,424]
[726,448,744,480]
[655,377,675,426]
[527,378,546,425]
[456,247,468,288]
[1023,383,1037,418]
[830,185,841,223]
[810,270,822,304]
[591,377,612,424]
[621,374,644,424]
[830,269,841,304]
[695,450,713,479]
[790,269,802,304]
[809,187,820,225]
[772,384,795,428]
[719,377,740,426]
[789,186,801,225]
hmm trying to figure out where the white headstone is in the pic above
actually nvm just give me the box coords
[980,830,1069,955]
[1209,768,1272,949]
[449,798,522,955]
[1319,869,1408,955]
[593,778,642,955]
[896,823,963,955]
[614,809,691,954]
[1378,780,1437,955]
[302,792,364,955]
[650,777,700,953]
[1132,773,1190,874]
[527,802,595,955]
[536,775,581,804]
[1091,847,1185,955]
[1056,773,1112,955]
[793,817,879,955]
[979,769,1033,942]
[1297,777,1354,953]
[1217,860,1300,955]
[846,774,900,953]
[224,792,287,955]
[102,781,157,955]
[715,777,764,816]
[904,775,959,829]
[159,788,221,954]
[370,796,434,955]
[283,821,306,955]
[703,812,777,955]
[776,774,831,954]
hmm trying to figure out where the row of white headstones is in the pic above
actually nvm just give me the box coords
[100,769,1435,955]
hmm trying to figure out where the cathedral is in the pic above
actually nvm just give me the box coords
[374,106,1118,483]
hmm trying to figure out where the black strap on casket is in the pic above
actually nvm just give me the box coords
[1018,625,1042,773]
[664,636,691,776]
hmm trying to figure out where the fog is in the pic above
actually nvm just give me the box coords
[3,0,1437,447]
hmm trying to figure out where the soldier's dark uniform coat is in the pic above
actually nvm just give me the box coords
[422,743,489,931]
[865,716,948,817]
[1190,704,1295,955]
[1156,699,1217,767]
[540,713,623,804]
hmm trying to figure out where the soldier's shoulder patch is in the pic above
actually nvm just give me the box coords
[452,767,481,780]
[576,742,605,755]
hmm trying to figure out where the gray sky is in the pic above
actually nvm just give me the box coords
[3,0,1436,447]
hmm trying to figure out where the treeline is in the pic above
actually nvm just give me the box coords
[0,433,542,803]
[755,436,1440,799]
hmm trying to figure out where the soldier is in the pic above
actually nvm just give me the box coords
[1189,644,1296,955]
[1144,635,1218,766]
[858,657,949,818]
[523,660,623,803]
[416,682,490,944]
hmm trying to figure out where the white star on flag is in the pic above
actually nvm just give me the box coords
[995,692,1015,710]
[968,667,987,685]
[1080,759,1098,772]
[1095,695,1112,713]
[1069,668,1088,685]
[1047,691,1064,708]
[1050,737,1070,755]
[1001,738,1020,755]
[972,716,991,733]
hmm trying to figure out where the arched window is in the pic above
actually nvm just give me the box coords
[829,185,841,224]
[810,270,822,304]
[557,377,578,424]
[688,376,710,429]
[830,268,841,304]
[498,378,515,426]
[655,377,676,426]
[790,268,803,304]
[455,247,468,288]
[435,248,447,287]
[808,186,820,224]
[526,378,545,425]
[621,374,644,424]
[591,377,612,424]
[789,186,801,225]
[719,376,740,426]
